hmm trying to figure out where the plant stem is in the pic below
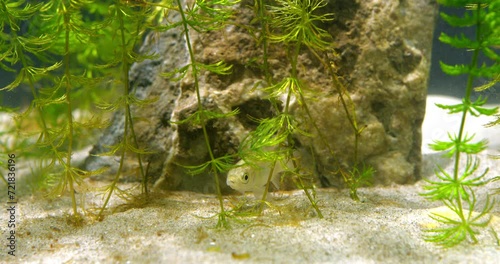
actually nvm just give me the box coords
[99,3,132,217]
[16,29,76,212]
[285,39,323,217]
[63,4,77,216]
[176,0,226,221]
[452,3,482,226]
[256,0,272,84]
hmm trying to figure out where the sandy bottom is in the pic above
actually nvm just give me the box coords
[2,95,500,263]
[2,153,500,264]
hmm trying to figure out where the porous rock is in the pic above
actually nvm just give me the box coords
[85,0,438,191]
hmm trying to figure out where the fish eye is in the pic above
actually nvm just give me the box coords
[241,173,249,183]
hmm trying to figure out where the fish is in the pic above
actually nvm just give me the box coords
[226,159,285,199]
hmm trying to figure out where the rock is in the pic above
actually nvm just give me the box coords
[85,0,438,191]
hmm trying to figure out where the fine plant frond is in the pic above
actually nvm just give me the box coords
[279,112,312,137]
[0,0,42,30]
[424,193,494,247]
[196,61,233,75]
[493,176,500,195]
[46,165,99,198]
[96,93,157,112]
[0,61,62,91]
[0,69,25,91]
[94,142,126,157]
[181,154,236,175]
[239,116,289,158]
[429,133,488,157]
[112,185,138,203]
[269,0,333,50]
[469,63,500,79]
[127,94,160,107]
[475,73,499,92]
[94,96,127,112]
[485,115,500,128]
[184,0,240,32]
[464,3,489,10]
[340,163,375,201]
[439,61,470,76]
[15,34,55,54]
[33,94,67,108]
[422,155,489,201]
[435,96,498,117]
[160,64,190,81]
[439,9,477,27]
[263,77,305,104]
[439,32,479,49]
[482,47,500,62]
[72,116,110,130]
[125,142,156,155]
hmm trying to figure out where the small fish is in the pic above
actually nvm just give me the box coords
[226,159,284,198]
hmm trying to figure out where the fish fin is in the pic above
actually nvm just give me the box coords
[270,171,280,190]
[271,158,294,190]
[253,189,264,199]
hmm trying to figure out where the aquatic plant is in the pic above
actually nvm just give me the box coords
[422,0,500,247]
[0,0,160,221]
[0,0,371,226]
[1,0,97,221]
[226,0,322,217]
[226,0,372,219]
[310,29,374,203]
[159,0,240,228]
[248,0,372,211]
[94,0,162,219]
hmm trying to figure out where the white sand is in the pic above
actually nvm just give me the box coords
[3,177,500,263]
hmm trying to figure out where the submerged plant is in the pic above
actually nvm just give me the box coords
[222,0,374,221]
[0,0,100,221]
[95,0,160,219]
[159,0,240,228]
[0,0,372,226]
[0,0,159,221]
[268,0,372,205]
[242,0,337,217]
[422,0,500,247]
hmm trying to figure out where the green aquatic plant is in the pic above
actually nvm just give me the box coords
[252,0,272,84]
[244,0,337,217]
[233,0,367,217]
[0,0,160,220]
[0,0,94,220]
[1,0,243,227]
[422,0,500,247]
[0,0,372,226]
[310,43,374,202]
[95,0,161,219]
[264,0,374,202]
[223,0,373,222]
[160,0,240,228]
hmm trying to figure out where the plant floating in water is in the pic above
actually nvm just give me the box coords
[421,0,500,247]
